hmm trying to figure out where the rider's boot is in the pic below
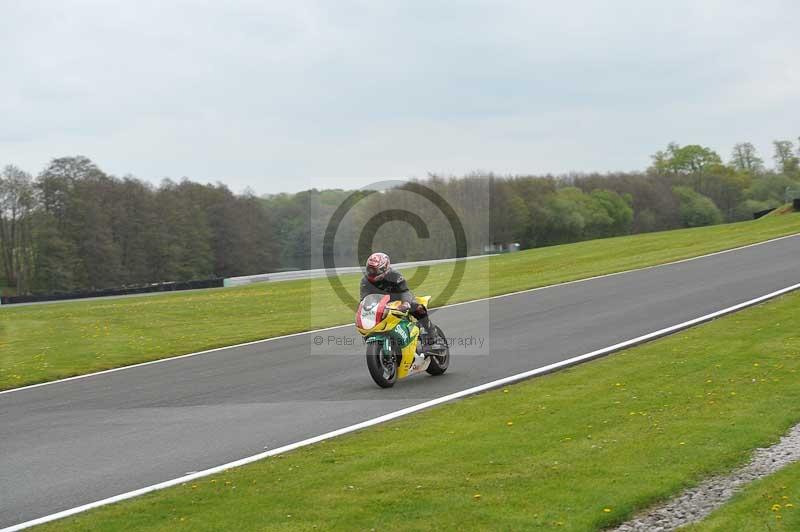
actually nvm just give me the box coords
[417,316,434,354]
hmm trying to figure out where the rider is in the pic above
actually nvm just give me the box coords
[360,252,432,337]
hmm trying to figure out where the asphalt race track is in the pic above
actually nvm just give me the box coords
[2,235,799,528]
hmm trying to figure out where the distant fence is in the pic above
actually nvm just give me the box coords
[0,278,224,305]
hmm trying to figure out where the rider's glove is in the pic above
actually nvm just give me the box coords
[410,302,428,318]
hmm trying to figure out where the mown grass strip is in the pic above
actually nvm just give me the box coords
[1,214,799,391]
[685,461,800,531]
[33,283,800,531]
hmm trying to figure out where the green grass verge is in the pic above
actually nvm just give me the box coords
[684,461,800,531]
[1,215,799,391]
[36,285,800,531]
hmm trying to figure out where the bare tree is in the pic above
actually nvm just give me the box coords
[730,142,763,173]
[773,140,799,175]
[0,165,35,292]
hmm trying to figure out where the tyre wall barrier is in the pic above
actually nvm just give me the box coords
[753,208,777,220]
[0,278,224,305]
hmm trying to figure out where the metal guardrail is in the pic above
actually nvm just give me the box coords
[1,254,495,306]
[222,254,495,287]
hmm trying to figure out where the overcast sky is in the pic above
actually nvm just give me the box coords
[2,1,798,194]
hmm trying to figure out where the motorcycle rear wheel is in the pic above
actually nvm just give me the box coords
[366,341,398,388]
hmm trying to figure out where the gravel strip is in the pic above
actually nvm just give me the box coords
[613,423,800,531]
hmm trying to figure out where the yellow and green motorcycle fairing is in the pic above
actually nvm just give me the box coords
[356,294,432,381]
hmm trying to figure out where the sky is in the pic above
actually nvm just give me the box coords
[1,0,799,195]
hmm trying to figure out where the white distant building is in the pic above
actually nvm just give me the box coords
[482,242,521,254]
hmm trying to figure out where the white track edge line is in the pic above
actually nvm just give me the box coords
[4,281,800,532]
[1,231,798,398]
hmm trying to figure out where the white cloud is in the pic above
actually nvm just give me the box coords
[1,0,798,193]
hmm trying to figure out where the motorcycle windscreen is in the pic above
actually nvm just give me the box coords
[356,294,390,330]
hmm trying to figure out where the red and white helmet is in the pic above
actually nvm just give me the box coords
[366,252,390,282]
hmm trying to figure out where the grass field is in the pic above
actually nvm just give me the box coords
[35,284,800,531]
[685,461,800,531]
[1,214,799,391]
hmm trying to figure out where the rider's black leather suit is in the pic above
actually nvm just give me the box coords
[360,269,431,333]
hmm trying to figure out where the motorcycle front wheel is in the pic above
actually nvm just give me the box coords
[366,341,398,388]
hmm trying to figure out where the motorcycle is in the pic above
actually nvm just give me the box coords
[355,294,450,388]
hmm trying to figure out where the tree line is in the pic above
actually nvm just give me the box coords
[0,156,277,295]
[2,139,799,295]
[265,139,800,267]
